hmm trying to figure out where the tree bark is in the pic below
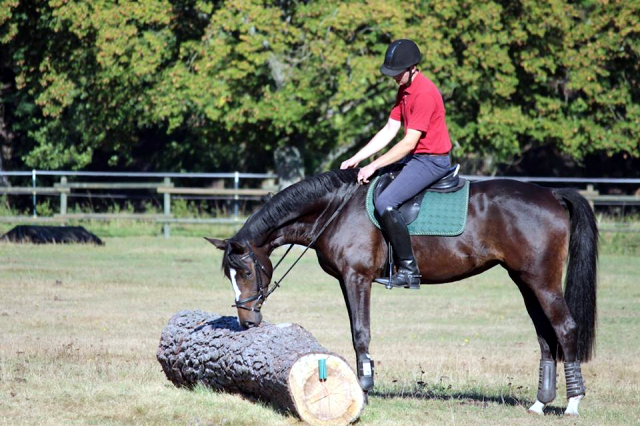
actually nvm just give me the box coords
[0,101,12,187]
[157,310,364,426]
[274,145,305,190]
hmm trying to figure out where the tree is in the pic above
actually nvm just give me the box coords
[0,0,638,175]
[441,0,640,172]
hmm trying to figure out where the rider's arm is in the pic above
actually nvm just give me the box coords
[341,118,401,168]
[356,128,422,183]
[366,128,421,170]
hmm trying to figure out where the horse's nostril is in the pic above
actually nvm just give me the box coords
[241,320,255,328]
[239,312,262,329]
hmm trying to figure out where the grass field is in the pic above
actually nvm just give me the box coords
[1,235,639,425]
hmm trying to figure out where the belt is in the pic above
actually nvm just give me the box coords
[415,153,449,157]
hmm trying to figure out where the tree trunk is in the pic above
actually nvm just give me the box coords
[157,310,364,426]
[274,145,305,190]
[0,101,12,187]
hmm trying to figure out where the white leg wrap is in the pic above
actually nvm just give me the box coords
[564,394,583,416]
[528,400,545,415]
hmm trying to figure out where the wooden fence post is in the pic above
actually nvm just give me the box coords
[31,169,36,218]
[59,176,68,217]
[163,177,171,238]
[583,184,598,210]
[234,171,239,221]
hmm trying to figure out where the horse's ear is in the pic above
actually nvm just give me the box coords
[228,240,246,253]
[204,237,227,250]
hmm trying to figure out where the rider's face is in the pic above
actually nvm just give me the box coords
[393,68,412,85]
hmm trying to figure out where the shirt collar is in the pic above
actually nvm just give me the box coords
[402,71,426,95]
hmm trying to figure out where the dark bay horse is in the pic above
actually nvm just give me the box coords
[207,168,597,416]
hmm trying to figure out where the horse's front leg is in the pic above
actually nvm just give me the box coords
[339,269,374,397]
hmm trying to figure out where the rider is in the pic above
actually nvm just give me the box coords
[340,39,452,290]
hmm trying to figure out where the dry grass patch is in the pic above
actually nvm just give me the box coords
[1,237,639,425]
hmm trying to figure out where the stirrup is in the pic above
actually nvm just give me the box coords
[374,271,421,290]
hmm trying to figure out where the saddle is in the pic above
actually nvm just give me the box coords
[372,164,466,225]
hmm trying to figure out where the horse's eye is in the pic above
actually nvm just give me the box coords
[246,270,253,277]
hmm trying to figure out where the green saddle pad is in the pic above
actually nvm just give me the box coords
[366,177,470,236]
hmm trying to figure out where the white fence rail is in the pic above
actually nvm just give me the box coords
[1,170,639,236]
[0,170,279,237]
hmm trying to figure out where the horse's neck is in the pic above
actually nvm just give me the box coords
[263,192,341,252]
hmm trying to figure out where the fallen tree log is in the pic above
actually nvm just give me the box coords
[157,310,364,426]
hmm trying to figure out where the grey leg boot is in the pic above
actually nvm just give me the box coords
[374,207,421,289]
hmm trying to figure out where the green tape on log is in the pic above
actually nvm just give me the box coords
[318,358,327,381]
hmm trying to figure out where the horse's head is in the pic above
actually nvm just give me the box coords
[205,237,273,329]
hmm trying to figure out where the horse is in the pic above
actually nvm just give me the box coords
[206,168,597,416]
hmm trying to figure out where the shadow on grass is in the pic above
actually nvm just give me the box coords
[369,388,565,416]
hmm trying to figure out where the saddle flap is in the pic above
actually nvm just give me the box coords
[372,172,424,225]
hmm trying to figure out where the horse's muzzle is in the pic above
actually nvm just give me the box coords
[239,312,262,329]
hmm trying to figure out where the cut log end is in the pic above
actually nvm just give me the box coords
[289,353,364,426]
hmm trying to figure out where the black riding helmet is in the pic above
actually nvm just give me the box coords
[380,39,422,76]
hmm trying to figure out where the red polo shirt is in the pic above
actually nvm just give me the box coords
[389,71,452,155]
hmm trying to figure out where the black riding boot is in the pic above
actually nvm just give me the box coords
[374,207,421,289]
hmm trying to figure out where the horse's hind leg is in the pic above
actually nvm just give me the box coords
[511,272,559,414]
[532,283,586,416]
[510,269,585,415]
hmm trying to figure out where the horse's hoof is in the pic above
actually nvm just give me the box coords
[564,394,583,416]
[527,400,545,415]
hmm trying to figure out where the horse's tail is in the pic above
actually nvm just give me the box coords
[553,188,598,362]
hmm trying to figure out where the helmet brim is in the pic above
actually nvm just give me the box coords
[380,64,404,77]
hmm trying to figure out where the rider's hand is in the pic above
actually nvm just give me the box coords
[341,157,360,169]
[357,164,377,185]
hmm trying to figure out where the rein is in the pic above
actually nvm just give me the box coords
[233,184,361,312]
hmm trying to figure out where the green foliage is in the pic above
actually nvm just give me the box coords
[171,198,188,218]
[0,195,20,216]
[141,200,160,215]
[171,197,207,218]
[601,232,640,256]
[108,201,135,214]
[35,198,54,217]
[1,0,638,173]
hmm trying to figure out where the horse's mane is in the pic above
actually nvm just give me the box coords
[232,168,359,244]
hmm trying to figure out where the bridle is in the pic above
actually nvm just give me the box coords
[231,246,279,313]
[230,183,360,313]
